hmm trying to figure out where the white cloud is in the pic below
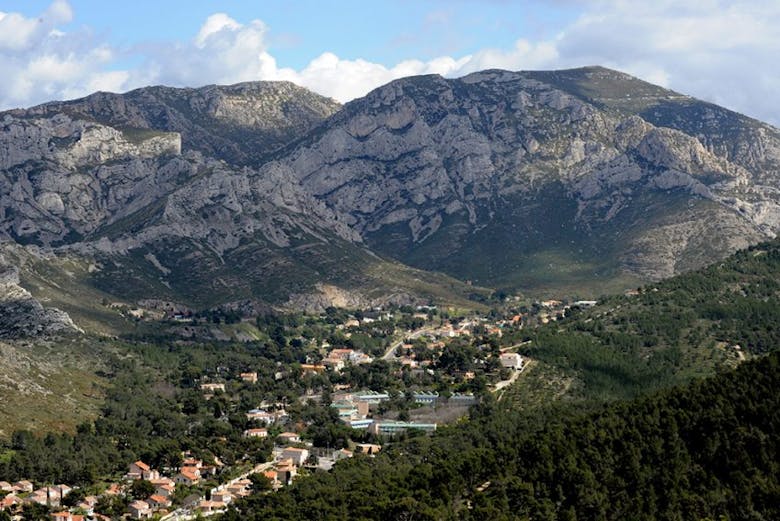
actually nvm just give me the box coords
[0,1,778,127]
[0,1,125,109]
[549,1,780,124]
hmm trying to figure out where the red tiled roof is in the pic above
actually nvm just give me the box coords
[132,460,151,472]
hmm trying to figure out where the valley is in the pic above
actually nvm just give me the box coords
[1,64,780,520]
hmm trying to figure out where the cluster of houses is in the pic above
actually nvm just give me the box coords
[536,299,597,324]
[123,456,245,519]
[0,454,229,521]
[1,481,74,513]
[0,480,115,519]
[246,407,289,424]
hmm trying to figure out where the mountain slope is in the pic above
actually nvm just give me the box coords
[258,66,779,294]
[18,81,342,165]
[2,67,780,314]
[0,82,483,315]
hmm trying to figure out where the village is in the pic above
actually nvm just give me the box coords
[0,299,595,520]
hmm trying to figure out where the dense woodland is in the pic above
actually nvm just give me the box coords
[519,241,780,402]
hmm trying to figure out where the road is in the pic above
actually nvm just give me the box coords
[160,461,275,520]
[381,326,434,360]
[493,358,532,402]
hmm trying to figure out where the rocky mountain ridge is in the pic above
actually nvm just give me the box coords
[257,67,779,285]
[1,66,779,332]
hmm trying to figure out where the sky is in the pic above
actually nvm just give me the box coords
[0,0,778,125]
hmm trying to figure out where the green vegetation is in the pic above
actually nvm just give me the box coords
[0,337,109,437]
[516,240,780,403]
[119,127,177,146]
[222,352,780,520]
[6,239,780,520]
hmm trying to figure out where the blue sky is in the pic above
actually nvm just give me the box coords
[1,1,779,125]
[8,0,577,68]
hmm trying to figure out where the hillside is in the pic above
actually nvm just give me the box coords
[514,238,780,404]
[268,66,780,294]
[1,66,780,321]
[223,351,780,521]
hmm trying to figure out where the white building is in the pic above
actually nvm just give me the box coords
[499,352,524,370]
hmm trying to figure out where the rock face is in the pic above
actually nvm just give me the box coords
[20,81,341,165]
[1,67,780,312]
[0,257,78,338]
[262,67,780,286]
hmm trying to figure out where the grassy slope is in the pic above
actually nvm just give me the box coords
[367,183,729,299]
[0,336,110,437]
[85,231,488,311]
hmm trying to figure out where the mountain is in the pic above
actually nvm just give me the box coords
[18,81,342,165]
[2,66,780,323]
[265,66,780,294]
[0,82,482,324]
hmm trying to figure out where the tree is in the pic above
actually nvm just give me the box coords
[130,479,156,499]
[249,473,272,493]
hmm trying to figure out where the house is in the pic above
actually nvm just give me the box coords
[246,408,275,424]
[128,500,152,520]
[347,418,375,429]
[413,392,439,405]
[277,432,301,444]
[225,479,251,499]
[198,500,225,513]
[13,480,33,492]
[239,372,258,383]
[321,357,345,371]
[355,443,382,455]
[104,483,122,496]
[181,457,203,469]
[327,348,355,361]
[127,461,158,480]
[154,483,176,498]
[354,391,390,404]
[211,490,232,504]
[300,364,326,375]
[200,382,226,393]
[368,421,437,435]
[351,352,373,364]
[263,470,279,487]
[147,494,171,509]
[175,468,200,486]
[77,495,98,514]
[0,494,19,511]
[54,484,72,498]
[30,488,60,507]
[499,352,524,370]
[275,460,297,485]
[50,513,84,521]
[243,428,268,438]
[281,447,309,467]
[0,482,12,492]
